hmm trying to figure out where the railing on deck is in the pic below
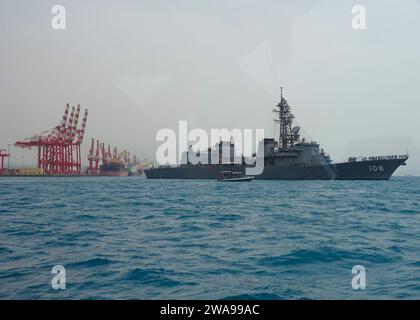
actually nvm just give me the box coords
[349,154,409,162]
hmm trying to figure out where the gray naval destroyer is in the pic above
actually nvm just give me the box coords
[145,89,408,180]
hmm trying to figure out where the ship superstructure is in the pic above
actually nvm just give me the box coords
[254,88,335,179]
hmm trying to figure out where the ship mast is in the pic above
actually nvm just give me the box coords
[273,87,296,149]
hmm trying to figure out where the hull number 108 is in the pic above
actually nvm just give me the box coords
[369,165,384,172]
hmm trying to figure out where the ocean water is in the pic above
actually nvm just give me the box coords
[0,176,419,300]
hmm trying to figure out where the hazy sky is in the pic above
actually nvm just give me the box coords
[1,0,419,175]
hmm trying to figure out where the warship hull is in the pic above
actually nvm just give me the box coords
[145,158,407,180]
[333,158,406,180]
[254,164,335,180]
[144,164,244,179]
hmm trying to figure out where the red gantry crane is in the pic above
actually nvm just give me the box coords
[87,138,101,175]
[0,149,10,174]
[14,103,88,175]
[94,140,100,174]
[87,138,95,175]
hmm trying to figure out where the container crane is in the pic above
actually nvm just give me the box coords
[14,104,88,175]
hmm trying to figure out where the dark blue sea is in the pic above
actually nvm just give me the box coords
[0,177,419,299]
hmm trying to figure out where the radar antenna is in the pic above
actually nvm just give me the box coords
[273,87,296,149]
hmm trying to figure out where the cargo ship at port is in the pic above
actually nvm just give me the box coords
[95,143,129,177]
[145,88,408,180]
[99,161,129,177]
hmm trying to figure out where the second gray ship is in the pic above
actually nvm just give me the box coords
[145,89,408,180]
